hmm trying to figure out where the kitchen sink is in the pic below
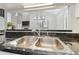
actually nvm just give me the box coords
[35,37,64,50]
[33,36,74,54]
[3,36,38,49]
[16,36,38,49]
[3,36,74,54]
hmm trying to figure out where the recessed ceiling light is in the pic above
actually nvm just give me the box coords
[24,3,53,8]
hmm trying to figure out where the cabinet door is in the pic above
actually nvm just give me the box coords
[29,11,55,30]
[0,35,5,43]
[42,12,56,30]
[0,17,5,30]
[11,12,22,29]
[29,12,38,29]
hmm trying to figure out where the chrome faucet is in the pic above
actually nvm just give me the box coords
[32,29,41,37]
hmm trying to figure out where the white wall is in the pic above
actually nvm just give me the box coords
[68,4,75,31]
[65,4,79,33]
[68,4,78,32]
[56,6,68,30]
[73,4,79,33]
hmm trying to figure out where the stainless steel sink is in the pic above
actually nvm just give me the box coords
[3,36,38,49]
[3,36,74,54]
[33,36,74,54]
[16,36,38,49]
[35,37,64,50]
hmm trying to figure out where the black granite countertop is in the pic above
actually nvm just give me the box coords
[6,29,72,32]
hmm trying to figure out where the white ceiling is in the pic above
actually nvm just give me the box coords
[0,3,23,9]
[0,3,47,10]
[0,3,73,11]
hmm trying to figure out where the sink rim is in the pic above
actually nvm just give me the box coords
[3,36,74,54]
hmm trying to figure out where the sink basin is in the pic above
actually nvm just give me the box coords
[3,36,38,49]
[3,36,74,54]
[35,37,64,51]
[16,36,38,49]
[32,36,74,54]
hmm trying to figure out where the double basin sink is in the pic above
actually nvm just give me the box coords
[3,36,74,54]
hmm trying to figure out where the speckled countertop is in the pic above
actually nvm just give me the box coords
[65,42,79,54]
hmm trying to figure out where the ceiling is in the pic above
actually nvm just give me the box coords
[0,3,73,11]
[0,3,47,9]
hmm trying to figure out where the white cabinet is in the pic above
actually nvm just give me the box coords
[29,11,57,30]
[0,17,5,30]
[29,7,68,30]
[0,35,5,43]
[8,6,69,30]
[42,12,56,30]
